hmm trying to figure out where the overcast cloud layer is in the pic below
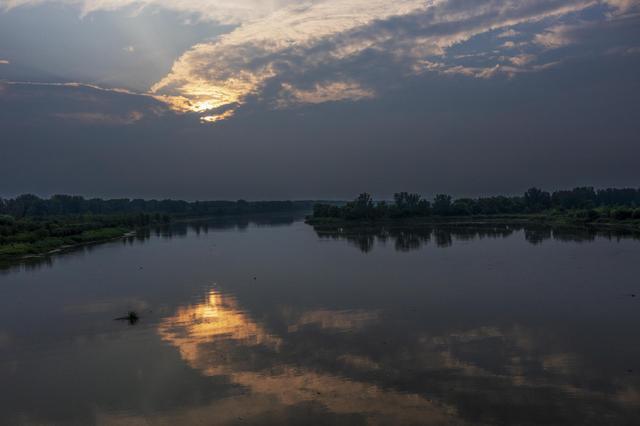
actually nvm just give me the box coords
[1,0,639,199]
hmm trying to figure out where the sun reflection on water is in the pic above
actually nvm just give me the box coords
[154,286,640,425]
[158,290,281,353]
[157,288,460,424]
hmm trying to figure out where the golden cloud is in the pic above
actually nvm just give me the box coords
[278,81,375,107]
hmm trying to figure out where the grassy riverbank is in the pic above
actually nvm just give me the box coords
[0,214,163,260]
[0,227,130,258]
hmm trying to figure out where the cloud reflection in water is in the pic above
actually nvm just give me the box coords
[157,289,461,425]
[150,285,640,425]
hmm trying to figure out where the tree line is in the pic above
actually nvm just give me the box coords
[0,194,312,218]
[312,187,640,220]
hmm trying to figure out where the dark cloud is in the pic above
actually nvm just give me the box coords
[0,1,639,199]
[1,46,639,200]
[0,4,228,90]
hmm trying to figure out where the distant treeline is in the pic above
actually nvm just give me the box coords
[312,187,640,220]
[0,194,313,218]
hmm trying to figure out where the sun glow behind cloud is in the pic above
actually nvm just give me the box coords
[3,0,640,124]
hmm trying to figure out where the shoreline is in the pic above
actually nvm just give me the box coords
[4,214,639,266]
[20,230,138,260]
[305,215,640,233]
[1,229,137,264]
[0,211,311,265]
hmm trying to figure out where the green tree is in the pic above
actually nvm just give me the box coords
[524,187,551,212]
[432,194,452,216]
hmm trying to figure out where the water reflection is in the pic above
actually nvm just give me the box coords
[3,218,638,274]
[150,214,298,239]
[313,223,640,252]
[0,214,301,273]
[1,216,639,425]
[156,288,460,425]
[152,287,640,425]
[158,290,282,363]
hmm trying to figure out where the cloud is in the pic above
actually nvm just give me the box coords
[53,110,143,125]
[147,0,606,122]
[534,25,575,49]
[509,53,537,66]
[0,80,166,127]
[413,59,561,79]
[200,109,235,123]
[4,0,640,124]
[146,0,430,121]
[2,80,142,95]
[607,45,640,55]
[278,81,375,107]
[603,0,640,15]
[497,29,520,38]
[0,59,9,64]
[1,0,295,24]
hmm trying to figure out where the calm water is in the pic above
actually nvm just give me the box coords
[1,215,639,425]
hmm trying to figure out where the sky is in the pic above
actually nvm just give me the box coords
[1,0,639,200]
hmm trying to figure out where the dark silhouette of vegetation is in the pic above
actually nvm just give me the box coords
[0,194,312,260]
[0,194,312,218]
[310,187,640,226]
